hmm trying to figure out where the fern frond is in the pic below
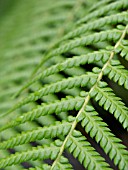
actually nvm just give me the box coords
[28,164,51,170]
[49,29,122,58]
[31,29,122,76]
[52,156,73,170]
[5,73,96,115]
[28,156,73,170]
[15,50,110,97]
[50,24,128,170]
[0,96,84,132]
[77,0,128,24]
[0,0,128,169]
[104,60,128,89]
[89,0,112,12]
[0,140,62,169]
[115,40,128,61]
[0,122,48,168]
[62,11,128,41]
[90,83,128,129]
[78,105,128,169]
[0,118,73,149]
[65,130,111,170]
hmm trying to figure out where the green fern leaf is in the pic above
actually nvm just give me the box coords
[0,0,128,170]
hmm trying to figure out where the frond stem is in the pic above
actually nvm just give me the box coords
[51,24,128,169]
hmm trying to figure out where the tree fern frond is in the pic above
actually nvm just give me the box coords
[0,0,128,169]
[0,118,74,149]
[104,61,128,89]
[52,156,73,170]
[77,0,128,24]
[28,156,73,170]
[90,83,128,129]
[0,96,84,132]
[115,40,128,61]
[15,50,110,97]
[89,0,112,12]
[49,23,128,170]
[77,105,128,169]
[64,130,111,170]
[5,73,96,115]
[31,29,122,76]
[62,11,128,41]
[49,29,122,59]
[28,164,51,170]
[0,121,48,168]
[0,140,62,169]
[0,150,24,170]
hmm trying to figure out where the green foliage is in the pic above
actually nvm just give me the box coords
[0,0,128,170]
